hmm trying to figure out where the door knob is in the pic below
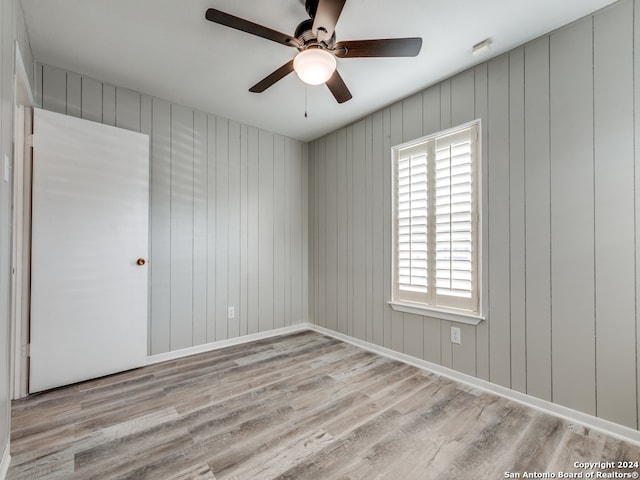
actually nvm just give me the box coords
[137,258,146,266]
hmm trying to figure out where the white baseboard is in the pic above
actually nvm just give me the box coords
[307,323,640,447]
[146,324,308,366]
[0,441,10,480]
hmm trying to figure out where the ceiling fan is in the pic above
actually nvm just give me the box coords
[205,0,423,103]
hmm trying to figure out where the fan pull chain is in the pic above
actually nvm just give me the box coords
[304,84,308,118]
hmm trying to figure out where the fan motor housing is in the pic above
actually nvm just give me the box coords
[295,18,335,48]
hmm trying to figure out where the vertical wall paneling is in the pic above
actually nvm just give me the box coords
[451,70,475,125]
[440,80,452,129]
[308,141,316,324]
[549,17,596,415]
[291,141,300,326]
[316,138,322,327]
[302,143,309,323]
[192,112,208,345]
[365,117,374,342]
[453,323,477,376]
[352,121,367,339]
[283,138,292,327]
[346,127,354,337]
[423,85,441,135]
[311,139,318,327]
[66,72,81,118]
[382,108,393,349]
[273,135,286,330]
[150,98,172,354]
[228,121,241,338]
[372,111,385,346]
[422,316,442,364]
[509,48,527,394]
[403,313,424,359]
[524,36,552,401]
[593,0,636,428]
[102,84,115,126]
[215,118,229,341]
[474,62,490,381]
[206,115,217,342]
[391,310,405,360]
[170,105,195,349]
[325,133,338,332]
[240,125,249,335]
[81,77,102,123]
[247,126,260,335]
[336,129,349,334]
[259,130,275,331]
[487,54,512,388]
[440,319,453,368]
[289,139,302,325]
[389,105,404,353]
[317,137,327,328]
[115,87,141,132]
[41,65,66,114]
[403,93,423,143]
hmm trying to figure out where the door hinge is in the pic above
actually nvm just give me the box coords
[26,134,33,148]
[23,343,30,358]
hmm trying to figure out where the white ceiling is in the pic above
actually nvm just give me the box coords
[21,0,618,142]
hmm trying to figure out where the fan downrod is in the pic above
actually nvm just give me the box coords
[305,0,320,18]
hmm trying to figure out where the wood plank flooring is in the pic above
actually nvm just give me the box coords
[7,331,640,479]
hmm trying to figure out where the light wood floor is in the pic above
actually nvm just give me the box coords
[7,331,640,479]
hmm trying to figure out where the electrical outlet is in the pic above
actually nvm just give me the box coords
[228,306,235,319]
[451,326,461,345]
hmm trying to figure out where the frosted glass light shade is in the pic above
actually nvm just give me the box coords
[293,48,337,85]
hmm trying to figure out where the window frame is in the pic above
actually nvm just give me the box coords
[389,120,484,325]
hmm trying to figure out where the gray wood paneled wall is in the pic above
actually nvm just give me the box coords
[0,0,33,462]
[35,63,309,356]
[309,0,640,430]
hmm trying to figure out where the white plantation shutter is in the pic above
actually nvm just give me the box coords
[393,123,479,314]
[434,128,477,311]
[396,145,429,302]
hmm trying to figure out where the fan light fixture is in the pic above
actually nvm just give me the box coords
[293,48,337,85]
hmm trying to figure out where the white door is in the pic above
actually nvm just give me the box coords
[30,108,149,393]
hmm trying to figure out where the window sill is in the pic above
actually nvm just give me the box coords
[388,301,485,326]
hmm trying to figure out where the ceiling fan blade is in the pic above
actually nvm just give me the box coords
[326,69,352,104]
[333,38,423,58]
[249,60,295,93]
[205,8,300,48]
[312,0,347,44]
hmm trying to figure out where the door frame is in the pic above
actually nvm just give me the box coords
[11,42,34,399]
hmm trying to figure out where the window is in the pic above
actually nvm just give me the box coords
[392,122,480,318]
